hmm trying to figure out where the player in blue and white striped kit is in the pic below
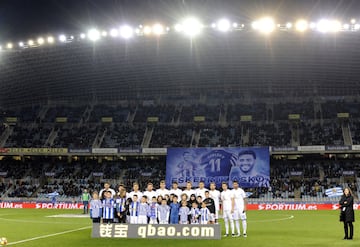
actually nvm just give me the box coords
[138,196,149,224]
[129,194,140,224]
[179,201,190,224]
[200,201,211,224]
[189,202,200,224]
[158,199,170,224]
[148,196,158,224]
[116,189,127,223]
[102,191,115,223]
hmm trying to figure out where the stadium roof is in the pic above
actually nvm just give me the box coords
[1,0,360,105]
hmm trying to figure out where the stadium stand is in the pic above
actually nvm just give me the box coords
[1,26,360,204]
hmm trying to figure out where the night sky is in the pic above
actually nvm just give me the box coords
[0,0,360,42]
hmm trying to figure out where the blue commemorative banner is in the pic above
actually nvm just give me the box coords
[166,147,270,189]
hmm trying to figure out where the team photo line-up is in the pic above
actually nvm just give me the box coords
[85,180,247,237]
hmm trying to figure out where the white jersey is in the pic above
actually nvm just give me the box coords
[183,189,196,200]
[128,191,143,200]
[232,188,246,212]
[195,188,207,200]
[209,189,221,210]
[169,188,183,202]
[143,190,157,203]
[221,189,234,211]
[156,188,170,198]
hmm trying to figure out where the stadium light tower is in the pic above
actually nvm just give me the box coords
[18,42,24,47]
[28,39,34,46]
[110,28,119,37]
[120,25,133,39]
[59,34,66,42]
[252,17,275,34]
[87,29,100,41]
[37,37,45,45]
[47,36,54,44]
[6,43,13,49]
[177,17,203,37]
[295,19,308,32]
[217,19,231,32]
[143,26,152,35]
[152,24,165,35]
[316,19,341,33]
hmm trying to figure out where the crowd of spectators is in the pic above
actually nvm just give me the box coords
[1,99,360,201]
[1,99,360,148]
[0,156,359,201]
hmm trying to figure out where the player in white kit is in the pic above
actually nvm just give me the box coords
[182,181,196,200]
[221,182,235,237]
[232,181,247,237]
[195,181,207,199]
[209,182,221,224]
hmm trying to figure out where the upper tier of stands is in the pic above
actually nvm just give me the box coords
[0,98,358,148]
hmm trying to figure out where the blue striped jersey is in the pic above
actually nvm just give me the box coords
[129,201,140,216]
[102,198,115,219]
[116,198,127,212]
[200,207,210,222]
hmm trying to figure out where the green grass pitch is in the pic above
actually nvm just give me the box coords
[0,209,358,247]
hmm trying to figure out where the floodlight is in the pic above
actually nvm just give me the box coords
[110,28,119,37]
[87,29,100,41]
[295,19,308,32]
[354,24,360,30]
[143,26,152,35]
[217,19,231,32]
[18,42,24,47]
[37,37,44,45]
[0,46,2,51]
[120,25,133,39]
[174,24,182,32]
[233,22,238,28]
[309,22,316,29]
[6,43,13,49]
[252,17,275,33]
[181,17,203,36]
[47,36,54,43]
[28,40,34,46]
[101,31,107,37]
[286,22,292,28]
[59,34,66,42]
[351,19,356,24]
[80,33,86,39]
[211,23,216,28]
[343,24,350,30]
[153,24,164,35]
[135,28,140,34]
[316,19,341,33]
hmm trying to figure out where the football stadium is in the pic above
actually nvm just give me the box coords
[0,0,360,246]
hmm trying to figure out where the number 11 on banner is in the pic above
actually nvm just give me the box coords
[209,159,221,172]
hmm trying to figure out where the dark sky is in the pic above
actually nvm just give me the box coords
[0,0,359,42]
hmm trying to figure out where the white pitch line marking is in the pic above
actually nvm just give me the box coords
[0,217,88,225]
[250,215,294,223]
[7,226,91,246]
